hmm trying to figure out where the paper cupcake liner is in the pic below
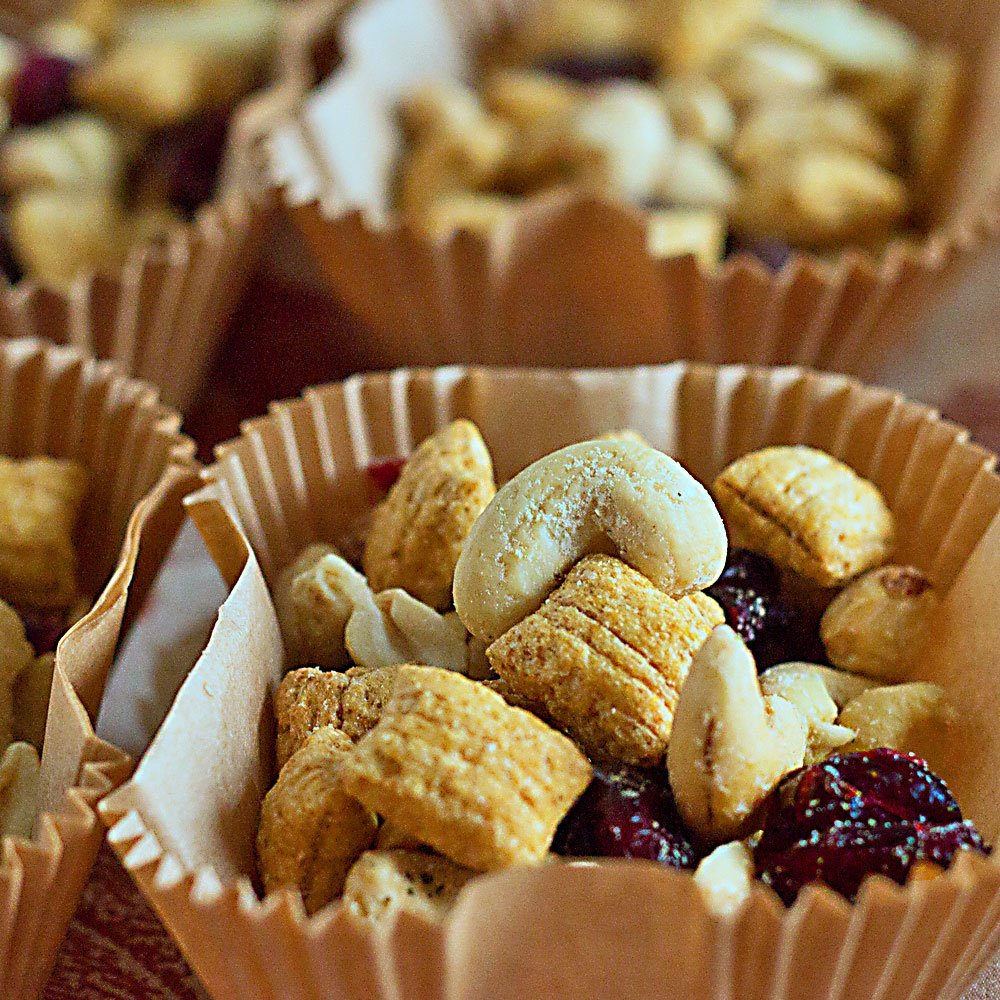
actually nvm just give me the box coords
[103,363,1000,1000]
[0,0,325,413]
[269,0,1000,379]
[0,337,198,1000]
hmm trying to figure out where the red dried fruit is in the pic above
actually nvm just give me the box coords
[706,549,824,670]
[366,457,405,493]
[537,51,659,84]
[10,51,77,127]
[553,764,698,867]
[16,605,69,655]
[755,749,989,904]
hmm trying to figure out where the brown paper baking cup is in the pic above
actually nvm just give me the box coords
[0,337,198,1000]
[269,0,1000,379]
[0,0,325,413]
[103,363,1000,1000]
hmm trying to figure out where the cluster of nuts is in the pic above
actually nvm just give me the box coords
[0,455,89,840]
[0,0,279,290]
[257,418,982,923]
[393,0,960,264]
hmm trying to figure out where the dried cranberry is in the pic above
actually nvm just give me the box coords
[726,232,795,272]
[755,749,989,904]
[537,51,658,84]
[10,51,77,127]
[707,549,825,670]
[366,457,405,493]
[16,605,69,654]
[553,764,698,868]
[143,107,232,216]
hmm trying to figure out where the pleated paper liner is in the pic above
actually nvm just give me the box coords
[102,363,1000,1000]
[0,0,323,413]
[269,0,1000,379]
[0,338,199,1000]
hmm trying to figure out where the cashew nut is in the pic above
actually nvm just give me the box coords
[760,663,856,762]
[838,682,953,754]
[693,840,755,917]
[345,588,470,674]
[454,439,727,642]
[668,626,807,843]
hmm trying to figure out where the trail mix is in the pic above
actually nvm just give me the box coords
[392,0,961,266]
[0,455,89,839]
[0,0,279,290]
[257,422,989,922]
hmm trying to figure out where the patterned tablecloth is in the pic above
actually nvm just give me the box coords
[41,254,1000,999]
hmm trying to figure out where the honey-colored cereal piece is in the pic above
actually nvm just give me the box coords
[274,543,371,669]
[274,667,348,770]
[10,189,126,291]
[909,46,961,218]
[363,421,495,610]
[483,70,583,130]
[0,113,128,194]
[375,820,425,852]
[713,446,894,587]
[274,665,402,768]
[488,555,724,765]
[820,565,939,682]
[0,457,88,609]
[340,665,401,741]
[75,40,251,129]
[343,849,475,923]
[510,0,640,63]
[655,0,767,74]
[838,682,953,754]
[257,726,378,914]
[341,666,592,871]
[0,602,33,751]
[12,653,54,751]
[668,626,807,842]
[0,741,40,838]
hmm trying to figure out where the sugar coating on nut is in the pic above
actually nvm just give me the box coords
[343,849,474,923]
[668,625,807,842]
[341,666,592,871]
[820,565,939,682]
[363,420,496,611]
[274,544,370,669]
[713,446,894,587]
[488,554,724,765]
[454,439,727,642]
[257,726,378,915]
[838,681,953,754]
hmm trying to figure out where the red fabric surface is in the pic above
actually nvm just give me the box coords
[40,272,1000,998]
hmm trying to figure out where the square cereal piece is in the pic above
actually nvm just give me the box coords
[488,554,723,765]
[0,457,87,608]
[341,666,592,871]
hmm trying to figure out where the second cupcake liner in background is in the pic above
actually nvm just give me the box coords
[103,362,1000,1000]
[0,338,197,1000]
[270,0,1000,380]
[0,0,327,413]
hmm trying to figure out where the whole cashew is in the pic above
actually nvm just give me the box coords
[453,439,727,642]
[668,626,807,842]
